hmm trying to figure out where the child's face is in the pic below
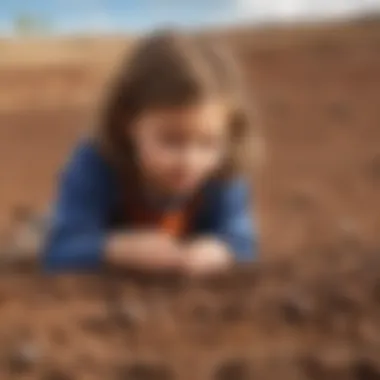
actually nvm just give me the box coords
[129,101,228,196]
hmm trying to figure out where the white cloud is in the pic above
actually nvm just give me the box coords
[233,0,380,21]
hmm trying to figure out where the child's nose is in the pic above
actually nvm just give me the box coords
[180,148,203,170]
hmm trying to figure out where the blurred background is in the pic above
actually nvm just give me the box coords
[1,0,380,258]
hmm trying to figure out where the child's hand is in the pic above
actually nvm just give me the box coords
[183,238,232,277]
[107,231,184,272]
[135,232,185,270]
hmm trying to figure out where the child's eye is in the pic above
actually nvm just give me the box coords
[159,131,187,146]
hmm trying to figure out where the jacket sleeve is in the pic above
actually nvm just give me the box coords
[203,179,257,262]
[42,141,113,273]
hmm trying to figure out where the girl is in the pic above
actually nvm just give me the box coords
[43,30,257,275]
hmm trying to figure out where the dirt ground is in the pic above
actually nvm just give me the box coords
[0,249,379,380]
[0,17,380,379]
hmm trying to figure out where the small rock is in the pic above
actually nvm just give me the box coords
[299,355,325,380]
[220,302,244,323]
[191,303,215,323]
[299,354,354,380]
[325,290,356,315]
[41,368,73,380]
[279,292,314,326]
[326,101,351,123]
[50,328,68,347]
[80,313,110,335]
[115,362,174,380]
[367,155,380,184]
[287,192,314,214]
[111,302,146,329]
[214,359,250,380]
[352,359,380,380]
[372,280,380,302]
[8,342,42,374]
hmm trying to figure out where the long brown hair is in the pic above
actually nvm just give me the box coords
[94,29,254,181]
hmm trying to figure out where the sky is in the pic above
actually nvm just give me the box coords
[0,0,380,35]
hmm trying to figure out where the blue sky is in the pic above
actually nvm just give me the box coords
[0,0,380,35]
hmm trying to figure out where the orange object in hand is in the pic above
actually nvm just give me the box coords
[126,192,200,238]
[130,208,190,238]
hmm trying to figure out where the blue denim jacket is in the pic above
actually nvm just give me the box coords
[43,140,257,272]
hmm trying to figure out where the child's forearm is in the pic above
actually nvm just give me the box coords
[104,233,233,275]
[104,232,185,273]
[105,233,161,269]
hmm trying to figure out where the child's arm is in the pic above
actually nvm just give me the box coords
[105,231,184,272]
[208,178,256,262]
[43,141,183,273]
[42,142,110,272]
[185,178,256,274]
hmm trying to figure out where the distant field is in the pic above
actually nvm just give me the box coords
[1,17,380,257]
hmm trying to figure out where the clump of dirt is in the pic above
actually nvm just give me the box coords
[0,249,379,380]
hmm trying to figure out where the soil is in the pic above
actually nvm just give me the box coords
[0,249,380,380]
[0,17,380,380]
